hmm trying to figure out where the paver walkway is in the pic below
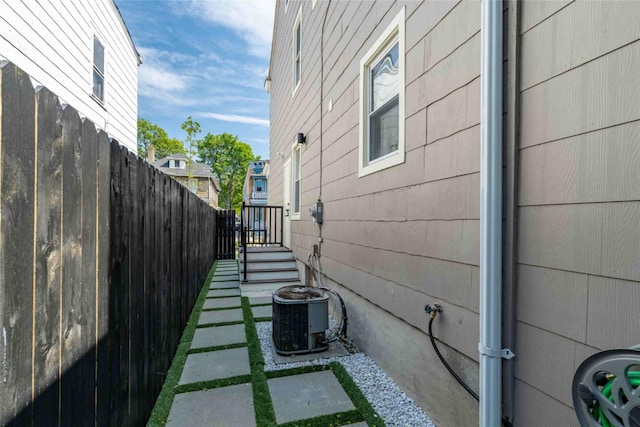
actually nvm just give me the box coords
[151,260,381,427]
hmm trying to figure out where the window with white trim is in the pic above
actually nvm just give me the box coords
[92,36,105,102]
[292,7,302,95]
[358,7,405,177]
[188,178,198,194]
[292,144,301,220]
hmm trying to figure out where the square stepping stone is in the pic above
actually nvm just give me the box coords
[252,305,272,319]
[268,371,355,424]
[210,281,239,289]
[166,383,255,427]
[344,423,368,427]
[213,275,239,282]
[208,289,240,298]
[198,308,243,325]
[203,297,241,310]
[191,324,246,349]
[179,347,250,385]
[249,296,272,306]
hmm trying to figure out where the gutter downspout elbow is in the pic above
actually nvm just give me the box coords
[480,0,513,426]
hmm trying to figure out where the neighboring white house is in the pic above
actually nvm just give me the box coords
[0,0,141,151]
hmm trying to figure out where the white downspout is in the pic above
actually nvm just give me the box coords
[480,0,513,426]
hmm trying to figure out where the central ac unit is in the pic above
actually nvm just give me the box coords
[272,286,329,355]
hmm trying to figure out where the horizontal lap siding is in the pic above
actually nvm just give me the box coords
[515,1,640,424]
[0,0,138,150]
[268,1,481,424]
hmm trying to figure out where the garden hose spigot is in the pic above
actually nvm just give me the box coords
[425,304,443,319]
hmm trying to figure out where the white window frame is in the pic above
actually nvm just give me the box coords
[312,0,317,9]
[292,6,302,96]
[291,142,302,220]
[358,7,405,178]
[92,35,105,104]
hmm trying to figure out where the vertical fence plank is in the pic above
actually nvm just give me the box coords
[0,63,36,426]
[59,104,84,426]
[33,87,63,425]
[95,132,110,426]
[78,119,98,425]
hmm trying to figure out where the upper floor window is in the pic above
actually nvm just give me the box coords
[188,178,198,194]
[358,7,405,177]
[292,8,302,95]
[92,36,105,103]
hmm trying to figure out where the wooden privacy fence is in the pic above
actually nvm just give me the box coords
[0,63,218,425]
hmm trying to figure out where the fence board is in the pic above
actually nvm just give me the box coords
[0,62,230,425]
[0,62,36,426]
[33,87,63,425]
[59,101,84,426]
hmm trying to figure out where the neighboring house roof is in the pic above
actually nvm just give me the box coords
[111,0,142,65]
[152,154,221,192]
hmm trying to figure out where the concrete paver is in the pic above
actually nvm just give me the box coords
[208,289,241,298]
[198,308,243,325]
[249,296,272,305]
[212,275,239,282]
[179,347,250,385]
[209,281,239,289]
[203,297,241,310]
[251,305,272,319]
[344,423,368,427]
[191,324,246,349]
[268,370,355,424]
[166,383,256,427]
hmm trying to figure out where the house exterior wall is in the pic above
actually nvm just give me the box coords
[0,0,139,151]
[268,0,640,425]
[269,1,480,425]
[514,2,640,425]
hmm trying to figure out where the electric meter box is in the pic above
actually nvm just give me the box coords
[310,201,323,224]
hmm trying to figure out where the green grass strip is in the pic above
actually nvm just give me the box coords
[187,342,247,355]
[254,316,273,322]
[201,305,243,312]
[205,294,242,299]
[242,296,277,427]
[196,320,245,328]
[329,361,385,427]
[278,409,364,427]
[264,364,330,379]
[250,302,273,307]
[147,261,218,426]
[174,374,252,394]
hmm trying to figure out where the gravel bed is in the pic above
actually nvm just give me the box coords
[255,321,435,427]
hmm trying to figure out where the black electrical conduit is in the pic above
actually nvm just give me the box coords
[425,304,513,427]
[309,252,348,338]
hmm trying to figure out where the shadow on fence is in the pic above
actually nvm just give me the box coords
[0,62,219,425]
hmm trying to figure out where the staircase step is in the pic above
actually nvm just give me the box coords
[240,260,297,270]
[242,269,299,282]
[241,278,302,294]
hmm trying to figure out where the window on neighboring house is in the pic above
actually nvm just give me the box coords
[292,8,302,94]
[292,144,301,219]
[93,36,105,102]
[188,179,198,194]
[359,7,405,177]
[255,179,263,192]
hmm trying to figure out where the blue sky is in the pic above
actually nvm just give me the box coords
[116,0,275,159]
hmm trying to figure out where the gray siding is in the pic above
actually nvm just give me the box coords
[515,0,640,424]
[268,0,640,425]
[269,1,481,424]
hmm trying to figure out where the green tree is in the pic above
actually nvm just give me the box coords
[137,118,185,159]
[181,116,201,178]
[197,132,257,210]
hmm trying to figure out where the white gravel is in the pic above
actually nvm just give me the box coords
[256,321,435,427]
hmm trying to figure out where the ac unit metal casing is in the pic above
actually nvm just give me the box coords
[272,286,329,355]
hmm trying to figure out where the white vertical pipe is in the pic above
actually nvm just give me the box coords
[480,0,503,426]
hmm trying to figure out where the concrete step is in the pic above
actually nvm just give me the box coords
[240,250,294,262]
[242,268,299,282]
[239,259,296,270]
[241,278,301,295]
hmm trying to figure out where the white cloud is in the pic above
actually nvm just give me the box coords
[198,112,270,127]
[248,138,270,144]
[178,0,276,58]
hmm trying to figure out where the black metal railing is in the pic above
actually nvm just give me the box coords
[216,209,236,260]
[241,202,283,281]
